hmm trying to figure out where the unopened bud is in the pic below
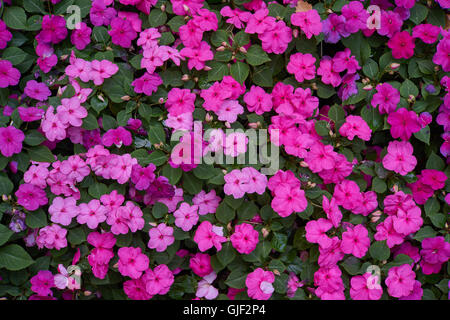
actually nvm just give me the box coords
[390,63,400,70]
[121,96,131,101]
[203,66,212,71]
[262,228,269,238]
[84,291,92,296]
[326,9,333,14]
[113,263,119,268]
[97,95,105,102]
[293,29,299,38]
[160,4,166,11]
[362,77,370,84]
[216,46,225,51]
[273,269,281,276]
[60,54,69,60]
[407,95,416,103]
[57,86,63,97]
[221,41,228,47]
[2,195,8,201]
[181,74,189,81]
[205,113,213,122]
[106,46,113,51]
[159,97,165,104]
[149,222,158,227]
[363,85,373,91]
[388,71,394,75]
[300,161,308,167]
[222,169,227,174]
[434,66,440,72]
[225,121,231,129]
[248,122,258,129]
[183,4,190,12]
[239,46,247,54]
[227,222,232,233]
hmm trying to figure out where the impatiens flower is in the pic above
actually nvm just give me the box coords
[371,83,400,114]
[77,199,107,229]
[291,9,322,39]
[433,37,450,72]
[90,60,119,85]
[131,163,156,191]
[71,22,92,50]
[259,20,292,54]
[190,253,213,277]
[244,86,273,115]
[387,108,421,141]
[0,20,12,49]
[15,183,48,211]
[388,31,415,60]
[192,190,221,215]
[24,80,51,101]
[148,223,175,252]
[339,115,372,141]
[420,169,447,190]
[36,224,67,250]
[180,41,213,71]
[49,196,79,226]
[118,247,149,279]
[382,141,417,176]
[132,72,162,95]
[220,6,251,29]
[322,13,349,43]
[245,8,275,35]
[57,97,88,127]
[287,53,316,83]
[123,278,152,300]
[216,100,244,123]
[30,271,55,297]
[109,17,138,48]
[385,264,416,298]
[322,196,342,228]
[224,169,250,199]
[143,264,174,296]
[166,88,196,116]
[412,24,441,44]
[37,15,68,44]
[374,216,405,248]
[305,143,337,173]
[341,1,368,34]
[305,218,333,248]
[18,107,45,122]
[230,223,259,254]
[246,268,275,300]
[420,236,450,274]
[196,272,219,300]
[332,48,361,74]
[350,273,383,300]
[173,202,199,232]
[102,127,133,148]
[340,225,370,258]
[0,126,25,157]
[194,221,227,252]
[317,56,342,87]
[378,11,403,38]
[0,60,20,88]
[271,185,307,217]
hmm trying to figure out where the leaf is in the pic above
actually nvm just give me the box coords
[90,96,108,114]
[362,58,379,79]
[161,164,182,185]
[0,176,13,195]
[409,3,428,25]
[24,130,45,146]
[182,173,203,195]
[0,224,14,246]
[426,152,445,171]
[252,64,273,87]
[3,7,27,29]
[88,183,108,199]
[0,244,34,271]
[82,112,99,130]
[369,241,390,261]
[225,269,246,289]
[148,150,168,166]
[314,120,329,136]
[207,61,229,82]
[400,79,419,98]
[413,226,437,242]
[148,121,166,145]
[271,232,288,252]
[67,227,86,245]
[152,202,168,219]
[328,105,345,123]
[193,164,217,180]
[234,31,249,47]
[424,197,440,217]
[215,201,235,224]
[167,16,185,33]
[23,0,46,14]
[217,242,236,266]
[361,105,383,131]
[27,145,54,163]
[371,177,387,194]
[149,9,167,27]
[230,62,249,84]
[2,47,27,66]
[245,45,271,66]
[413,125,430,145]
[25,209,47,228]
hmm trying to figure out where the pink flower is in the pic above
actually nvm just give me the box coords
[341,225,370,258]
[378,11,402,38]
[216,100,244,123]
[118,247,149,279]
[37,15,67,44]
[224,169,250,199]
[305,218,333,248]
[15,183,48,211]
[412,24,441,44]
[333,179,363,211]
[245,8,275,34]
[194,221,227,252]
[49,197,79,226]
[230,223,259,254]
[385,264,416,298]
[341,1,368,33]
[109,17,138,48]
[350,273,383,300]
[123,278,152,300]
[246,268,275,300]
[244,86,273,115]
[24,80,51,101]
[18,107,45,122]
[420,169,447,190]
[339,115,371,141]
[259,20,292,54]
[374,216,405,248]
[291,9,322,39]
[71,22,92,50]
[77,199,107,229]
[387,108,421,141]
[220,6,251,29]
[271,185,307,217]
[57,97,88,127]
[0,20,12,49]
[388,31,415,60]
[433,37,450,72]
[165,112,193,131]
[143,264,174,295]
[148,223,175,252]
[196,272,219,300]
[382,141,417,176]
[132,72,162,95]
[90,59,119,85]
[305,143,337,173]
[24,165,49,188]
[179,20,203,48]
[192,190,221,215]
[36,224,68,250]
[0,126,24,157]
[30,271,55,297]
[41,106,68,142]
[180,41,213,70]
[174,202,199,231]
[0,60,20,88]
[371,83,400,114]
[242,167,267,195]
[420,236,450,267]
[190,253,213,277]
[287,53,316,83]
[318,237,344,267]
[131,163,156,191]
[392,207,423,236]
[102,127,133,148]
[317,57,342,87]
[166,88,196,116]
[332,48,361,74]
[192,8,218,32]
[322,196,342,228]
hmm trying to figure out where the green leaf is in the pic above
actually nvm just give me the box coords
[314,120,329,136]
[234,31,249,47]
[167,16,185,32]
[409,3,428,25]
[161,164,182,185]
[27,145,54,163]
[400,79,419,98]
[148,150,168,166]
[413,125,430,145]
[0,244,34,271]
[361,105,383,131]
[24,0,46,13]
[67,227,86,245]
[0,175,13,195]
[413,226,437,242]
[271,232,287,252]
[215,201,235,224]
[24,130,45,146]
[82,112,100,130]
[225,269,247,289]
[2,47,27,66]
[245,45,271,66]
[149,9,167,27]
[182,173,203,195]
[427,7,446,27]
[0,224,14,246]
[217,242,236,266]
[362,58,379,79]
[88,183,108,199]
[207,61,229,82]
[152,202,168,219]
[371,177,387,194]
[252,64,273,87]
[426,152,445,171]
[90,96,108,114]
[369,241,390,261]
[3,7,27,29]
[193,164,217,180]
[230,62,249,84]
[92,26,110,43]
[25,209,47,228]
[159,32,175,45]
[424,197,440,217]
[316,82,336,99]
[148,121,166,145]
[328,105,345,123]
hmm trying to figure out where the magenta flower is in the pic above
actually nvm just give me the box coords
[30,271,55,297]
[108,17,138,48]
[286,53,316,83]
[118,247,149,279]
[0,60,20,88]
[230,223,259,254]
[0,125,24,158]
[173,202,199,232]
[148,223,175,252]
[341,224,370,258]
[382,141,417,176]
[193,221,227,252]
[385,264,416,298]
[246,268,275,300]
[291,9,322,39]
[388,31,415,60]
[15,183,48,211]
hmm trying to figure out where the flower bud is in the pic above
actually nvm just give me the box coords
[205,113,213,122]
[293,29,299,38]
[121,96,131,101]
[300,161,308,167]
[273,269,280,276]
[216,46,225,52]
[60,54,69,60]
[160,4,166,11]
[181,74,189,81]
[225,121,231,128]
[2,195,8,201]
[248,122,258,129]
[363,85,373,91]
[261,228,269,238]
[203,66,212,71]
[97,95,105,102]
[239,46,247,54]
[159,97,165,104]
[183,4,190,12]
[390,63,400,70]
[84,291,92,296]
